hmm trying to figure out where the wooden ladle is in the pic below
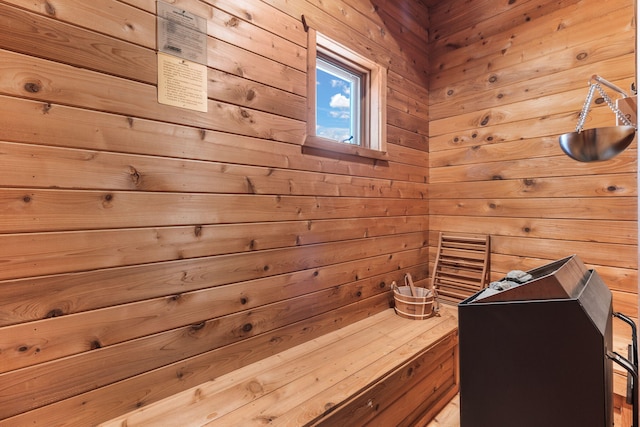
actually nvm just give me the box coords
[405,273,417,297]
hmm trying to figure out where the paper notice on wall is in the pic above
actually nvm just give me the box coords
[157,1,207,65]
[157,52,208,112]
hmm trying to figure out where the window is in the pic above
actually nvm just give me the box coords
[316,54,362,145]
[304,27,387,160]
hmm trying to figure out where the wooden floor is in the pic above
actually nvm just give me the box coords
[426,394,460,427]
[426,393,633,427]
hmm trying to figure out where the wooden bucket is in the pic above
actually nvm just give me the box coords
[393,285,435,320]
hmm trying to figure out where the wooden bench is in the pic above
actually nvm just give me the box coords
[101,307,459,427]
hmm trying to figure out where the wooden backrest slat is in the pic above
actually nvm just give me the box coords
[435,270,484,280]
[440,234,487,243]
[437,259,485,269]
[441,242,487,250]
[437,256,487,267]
[436,274,484,285]
[437,281,483,290]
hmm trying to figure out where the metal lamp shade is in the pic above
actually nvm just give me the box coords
[559,125,636,162]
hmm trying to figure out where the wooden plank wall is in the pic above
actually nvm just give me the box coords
[427,0,637,399]
[0,0,431,425]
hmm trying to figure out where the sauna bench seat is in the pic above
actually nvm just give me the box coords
[100,306,459,427]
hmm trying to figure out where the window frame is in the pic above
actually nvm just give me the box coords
[304,28,388,161]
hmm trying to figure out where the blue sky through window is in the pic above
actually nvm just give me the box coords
[316,64,356,144]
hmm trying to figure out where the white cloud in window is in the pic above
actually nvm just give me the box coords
[330,110,350,119]
[317,126,351,142]
[330,80,351,95]
[330,93,350,109]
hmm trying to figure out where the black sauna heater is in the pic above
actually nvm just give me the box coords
[458,255,637,427]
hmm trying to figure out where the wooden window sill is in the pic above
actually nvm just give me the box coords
[303,135,388,161]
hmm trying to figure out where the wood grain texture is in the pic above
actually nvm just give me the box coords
[98,307,458,427]
[0,0,636,424]
[3,295,392,426]
[0,0,433,423]
[428,2,637,420]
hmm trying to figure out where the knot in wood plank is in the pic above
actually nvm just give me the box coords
[44,1,56,16]
[45,308,64,318]
[247,381,263,394]
[24,82,41,93]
